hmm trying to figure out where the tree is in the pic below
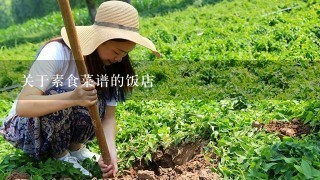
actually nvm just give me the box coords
[86,0,132,23]
[11,0,83,24]
[0,0,13,29]
[86,0,96,23]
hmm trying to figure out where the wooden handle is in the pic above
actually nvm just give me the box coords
[58,0,111,164]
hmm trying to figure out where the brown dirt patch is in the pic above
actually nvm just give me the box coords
[5,142,219,180]
[5,171,30,180]
[252,118,311,138]
[119,142,219,180]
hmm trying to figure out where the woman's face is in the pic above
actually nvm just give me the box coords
[97,40,136,65]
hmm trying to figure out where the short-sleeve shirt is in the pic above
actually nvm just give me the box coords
[7,41,116,118]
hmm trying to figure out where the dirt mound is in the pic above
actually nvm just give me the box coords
[120,142,219,180]
[5,142,219,180]
[5,171,30,180]
[252,118,311,138]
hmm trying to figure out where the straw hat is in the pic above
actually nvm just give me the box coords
[61,1,160,57]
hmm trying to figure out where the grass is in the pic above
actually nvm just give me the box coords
[0,0,320,179]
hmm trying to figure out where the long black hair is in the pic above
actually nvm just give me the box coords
[39,37,135,102]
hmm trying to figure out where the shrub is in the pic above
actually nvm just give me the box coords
[11,0,86,24]
[0,0,13,29]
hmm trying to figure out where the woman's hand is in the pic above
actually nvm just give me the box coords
[71,79,98,107]
[98,156,118,178]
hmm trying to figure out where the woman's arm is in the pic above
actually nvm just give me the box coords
[98,105,119,178]
[102,106,117,160]
[16,85,74,117]
[16,82,98,117]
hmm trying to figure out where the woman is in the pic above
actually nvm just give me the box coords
[0,1,159,178]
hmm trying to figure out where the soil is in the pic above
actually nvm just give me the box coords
[6,142,219,180]
[252,118,311,138]
[4,118,312,180]
[119,141,219,180]
[5,171,30,180]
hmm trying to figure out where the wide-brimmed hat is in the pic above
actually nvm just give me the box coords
[61,1,160,57]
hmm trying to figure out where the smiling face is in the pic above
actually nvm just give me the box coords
[96,40,136,65]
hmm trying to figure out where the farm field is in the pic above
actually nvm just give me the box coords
[0,0,320,179]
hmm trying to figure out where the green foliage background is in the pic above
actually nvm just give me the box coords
[0,0,319,179]
[0,0,13,29]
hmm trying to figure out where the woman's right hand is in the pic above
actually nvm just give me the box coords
[98,156,118,178]
[71,79,98,107]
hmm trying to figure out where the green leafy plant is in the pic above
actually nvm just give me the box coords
[0,0,320,179]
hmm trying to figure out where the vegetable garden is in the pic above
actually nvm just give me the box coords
[0,0,320,179]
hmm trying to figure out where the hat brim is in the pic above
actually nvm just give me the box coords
[61,25,160,58]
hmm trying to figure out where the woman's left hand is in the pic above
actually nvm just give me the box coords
[98,156,118,178]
